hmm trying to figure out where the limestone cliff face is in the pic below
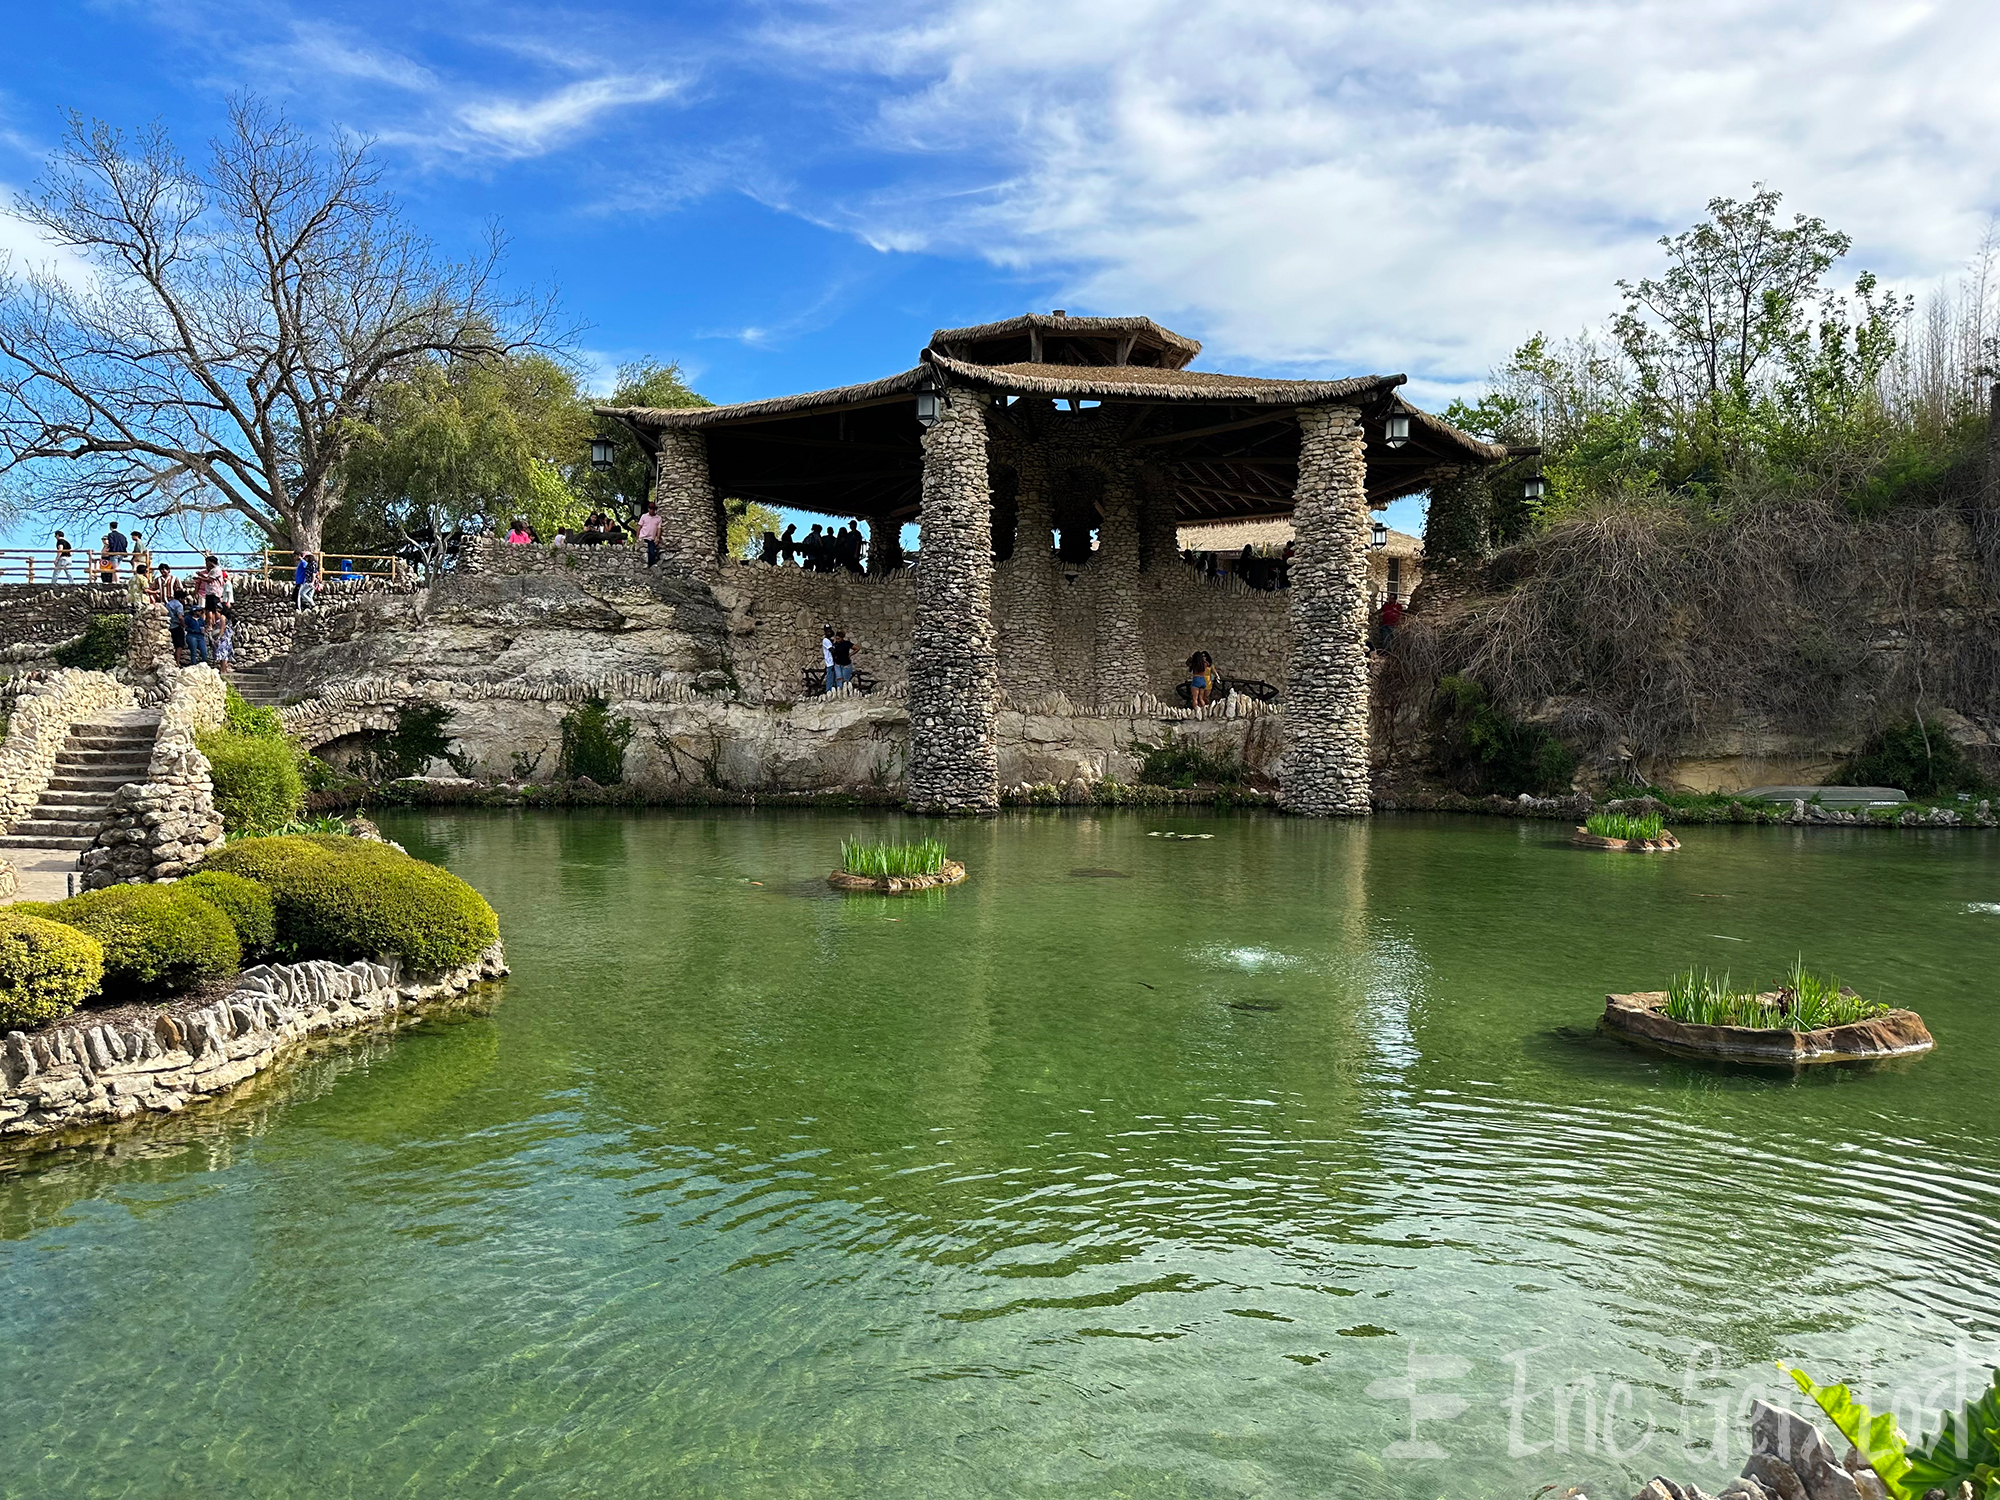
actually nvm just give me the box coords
[287,570,731,691]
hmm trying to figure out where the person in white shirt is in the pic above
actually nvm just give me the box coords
[822,625,836,694]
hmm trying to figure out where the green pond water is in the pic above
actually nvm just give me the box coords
[3,810,1998,1499]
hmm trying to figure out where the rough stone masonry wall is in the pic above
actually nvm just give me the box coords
[0,584,123,663]
[712,561,917,702]
[81,665,227,889]
[457,535,655,580]
[0,946,508,1144]
[906,389,1000,812]
[0,669,137,832]
[654,429,726,576]
[1280,405,1374,815]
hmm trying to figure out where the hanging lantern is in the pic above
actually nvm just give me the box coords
[589,436,617,471]
[1371,520,1388,549]
[1384,412,1410,449]
[914,377,945,428]
[1523,471,1546,501]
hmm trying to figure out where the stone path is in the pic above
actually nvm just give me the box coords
[0,709,161,901]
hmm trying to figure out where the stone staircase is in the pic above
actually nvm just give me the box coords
[230,664,288,710]
[0,709,161,853]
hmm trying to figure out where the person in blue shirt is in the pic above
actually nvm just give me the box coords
[294,551,318,610]
[181,593,208,664]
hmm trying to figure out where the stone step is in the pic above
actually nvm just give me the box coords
[0,834,94,851]
[64,737,156,753]
[45,775,141,791]
[3,826,100,845]
[33,800,118,817]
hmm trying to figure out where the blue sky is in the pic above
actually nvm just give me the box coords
[4,0,1998,548]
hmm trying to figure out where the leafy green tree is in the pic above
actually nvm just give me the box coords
[583,361,709,516]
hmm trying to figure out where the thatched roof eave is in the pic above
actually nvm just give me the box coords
[596,366,931,430]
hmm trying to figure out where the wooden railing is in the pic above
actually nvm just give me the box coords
[0,548,407,587]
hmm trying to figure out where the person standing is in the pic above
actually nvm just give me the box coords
[205,597,234,673]
[103,521,129,582]
[759,529,780,565]
[193,553,231,605]
[182,595,209,664]
[830,628,856,691]
[52,530,74,584]
[636,501,662,567]
[153,562,176,603]
[294,551,319,610]
[126,532,152,605]
[1188,650,1214,708]
[164,590,188,663]
[1377,594,1405,652]
[778,523,797,565]
[821,624,837,694]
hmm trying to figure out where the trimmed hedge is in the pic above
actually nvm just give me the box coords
[205,835,498,974]
[0,911,105,1028]
[42,884,241,1001]
[180,870,277,957]
[198,729,306,834]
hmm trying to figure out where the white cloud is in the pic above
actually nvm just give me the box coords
[454,75,682,158]
[771,0,2000,399]
[0,193,96,289]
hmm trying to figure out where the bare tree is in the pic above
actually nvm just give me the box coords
[0,98,558,554]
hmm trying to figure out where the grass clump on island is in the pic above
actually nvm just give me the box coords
[1584,809,1666,841]
[839,838,949,879]
[1662,958,1890,1031]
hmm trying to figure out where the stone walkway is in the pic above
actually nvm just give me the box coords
[3,846,80,903]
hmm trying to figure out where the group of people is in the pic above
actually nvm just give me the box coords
[1183,543,1292,591]
[159,553,241,669]
[760,522,868,573]
[51,524,156,598]
[820,625,860,693]
[516,502,666,566]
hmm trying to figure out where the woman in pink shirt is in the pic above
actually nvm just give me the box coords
[636,502,662,567]
[506,518,532,545]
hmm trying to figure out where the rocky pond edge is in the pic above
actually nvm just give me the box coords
[1,944,509,1146]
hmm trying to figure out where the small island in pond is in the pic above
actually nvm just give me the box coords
[828,838,966,894]
[1604,962,1932,1063]
[1573,810,1680,852]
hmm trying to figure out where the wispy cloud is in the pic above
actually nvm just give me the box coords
[454,75,682,158]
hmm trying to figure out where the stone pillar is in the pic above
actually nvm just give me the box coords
[1279,405,1373,816]
[906,391,999,813]
[866,517,903,575]
[999,438,1057,701]
[1091,459,1148,708]
[1137,462,1180,573]
[1424,465,1489,566]
[653,429,724,576]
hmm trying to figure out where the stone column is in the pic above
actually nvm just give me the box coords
[866,517,903,575]
[999,436,1057,701]
[906,390,999,813]
[1424,465,1489,566]
[653,429,725,576]
[1091,459,1149,708]
[1137,462,1180,573]
[1279,405,1373,816]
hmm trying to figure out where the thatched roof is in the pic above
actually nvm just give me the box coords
[927,353,1404,405]
[930,313,1200,370]
[598,366,931,431]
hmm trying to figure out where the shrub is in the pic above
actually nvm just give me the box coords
[1131,731,1244,788]
[1428,675,1576,796]
[179,870,277,956]
[558,697,634,783]
[222,687,284,739]
[42,884,239,1001]
[52,612,130,671]
[0,911,105,1028]
[1836,717,1985,798]
[205,834,498,973]
[197,727,306,833]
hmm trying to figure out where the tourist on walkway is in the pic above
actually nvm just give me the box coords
[126,532,152,605]
[190,554,230,605]
[778,523,797,565]
[294,551,319,611]
[165,590,188,663]
[830,629,856,690]
[182,595,208,664]
[101,522,128,583]
[759,529,780,565]
[153,562,176,603]
[1188,650,1214,708]
[506,519,533,545]
[822,625,837,693]
[52,530,73,584]
[637,501,662,567]
[803,524,826,572]
[204,597,233,673]
[1378,594,1404,652]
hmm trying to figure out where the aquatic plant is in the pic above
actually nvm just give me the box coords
[839,838,948,879]
[1584,809,1665,840]
[1131,732,1244,788]
[1660,960,1889,1030]
[1786,1362,2000,1500]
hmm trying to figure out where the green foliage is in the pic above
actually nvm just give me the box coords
[1428,676,1575,796]
[840,838,948,878]
[1584,810,1665,841]
[198,727,307,834]
[1837,718,1985,799]
[43,884,239,1000]
[222,687,284,739]
[576,360,710,517]
[558,697,634,783]
[224,814,352,842]
[359,703,457,782]
[178,870,277,957]
[1131,732,1245,788]
[1661,960,1887,1030]
[52,613,130,671]
[1786,1362,2000,1500]
[205,834,499,973]
[0,911,104,1027]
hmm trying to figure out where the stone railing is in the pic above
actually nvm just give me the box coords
[458,536,655,578]
[0,944,507,1142]
[0,669,137,832]
[81,665,227,888]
